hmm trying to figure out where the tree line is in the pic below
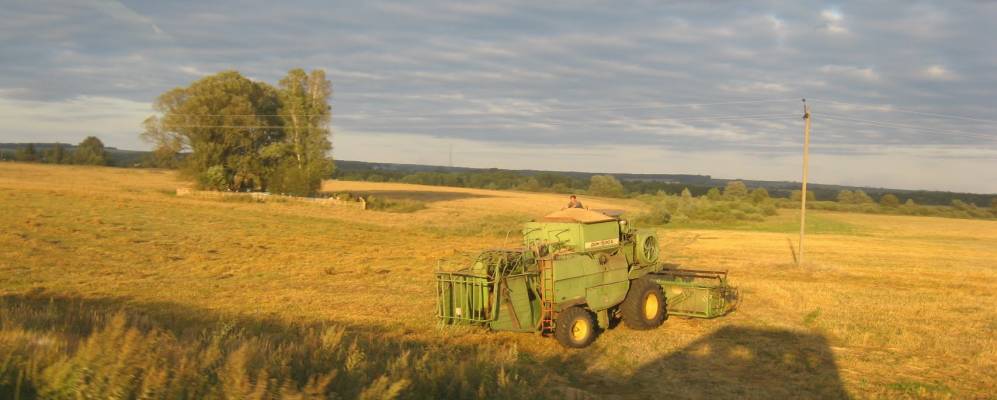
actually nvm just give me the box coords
[337,168,995,208]
[336,168,996,220]
[141,69,334,196]
[5,137,110,165]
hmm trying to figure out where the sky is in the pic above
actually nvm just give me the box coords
[1,1,995,193]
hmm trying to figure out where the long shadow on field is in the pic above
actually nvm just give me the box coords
[0,291,539,399]
[0,292,848,399]
[330,190,492,203]
[564,326,849,400]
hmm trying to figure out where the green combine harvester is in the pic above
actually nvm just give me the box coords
[436,208,736,348]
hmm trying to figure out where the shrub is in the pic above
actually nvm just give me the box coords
[852,190,874,204]
[635,192,771,224]
[198,165,229,191]
[723,181,748,198]
[588,175,625,197]
[790,190,816,202]
[750,188,770,204]
[14,144,38,162]
[880,194,900,207]
[635,202,672,225]
[269,161,324,197]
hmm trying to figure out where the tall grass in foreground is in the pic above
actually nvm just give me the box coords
[0,295,541,399]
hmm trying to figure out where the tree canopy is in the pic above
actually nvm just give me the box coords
[588,175,625,197]
[879,193,900,207]
[14,143,38,162]
[142,69,334,195]
[723,180,748,198]
[73,137,107,165]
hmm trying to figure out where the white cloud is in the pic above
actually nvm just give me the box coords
[179,65,208,77]
[820,9,848,34]
[919,65,959,81]
[2,1,995,193]
[819,65,880,82]
[719,81,792,93]
[0,95,152,146]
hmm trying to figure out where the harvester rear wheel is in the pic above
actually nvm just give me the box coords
[621,278,666,330]
[554,307,598,348]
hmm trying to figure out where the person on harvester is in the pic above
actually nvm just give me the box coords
[565,195,584,209]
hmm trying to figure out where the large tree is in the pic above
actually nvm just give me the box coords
[45,143,68,164]
[73,136,108,165]
[272,69,334,195]
[144,71,284,191]
[143,69,334,195]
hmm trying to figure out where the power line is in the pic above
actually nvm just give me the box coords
[145,98,801,119]
[157,113,801,129]
[819,113,997,141]
[335,99,803,119]
[812,98,997,124]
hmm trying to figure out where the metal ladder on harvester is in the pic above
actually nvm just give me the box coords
[538,259,555,334]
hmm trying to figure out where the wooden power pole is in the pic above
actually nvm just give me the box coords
[799,99,811,266]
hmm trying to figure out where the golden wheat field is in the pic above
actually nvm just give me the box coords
[1,162,995,399]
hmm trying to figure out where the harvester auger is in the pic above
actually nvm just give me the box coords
[435,208,737,348]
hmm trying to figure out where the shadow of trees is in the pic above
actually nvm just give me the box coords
[329,190,491,204]
[0,292,848,399]
[0,291,538,399]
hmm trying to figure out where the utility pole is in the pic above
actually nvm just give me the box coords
[799,99,811,266]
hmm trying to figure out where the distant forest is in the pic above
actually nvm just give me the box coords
[3,143,994,209]
[333,160,996,208]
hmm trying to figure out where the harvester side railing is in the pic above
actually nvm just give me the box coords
[436,272,501,324]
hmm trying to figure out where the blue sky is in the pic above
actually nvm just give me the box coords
[1,1,995,193]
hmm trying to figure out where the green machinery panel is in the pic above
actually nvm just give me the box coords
[523,221,622,253]
[489,274,538,332]
[649,269,737,318]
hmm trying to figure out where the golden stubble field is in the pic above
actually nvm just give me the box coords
[1,162,995,399]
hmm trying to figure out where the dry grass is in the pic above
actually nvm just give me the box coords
[1,162,995,399]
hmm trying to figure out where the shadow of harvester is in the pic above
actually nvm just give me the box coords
[564,326,850,400]
[0,292,849,399]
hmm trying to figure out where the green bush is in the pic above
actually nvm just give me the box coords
[198,165,229,191]
[269,161,323,197]
[588,175,625,198]
[880,194,900,207]
[635,192,772,225]
[634,202,672,225]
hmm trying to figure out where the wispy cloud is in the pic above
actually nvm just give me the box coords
[0,0,995,192]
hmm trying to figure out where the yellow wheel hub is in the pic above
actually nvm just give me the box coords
[644,293,659,320]
[570,319,590,342]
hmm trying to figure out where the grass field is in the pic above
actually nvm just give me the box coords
[1,162,995,399]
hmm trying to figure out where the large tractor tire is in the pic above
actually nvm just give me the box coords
[555,307,598,348]
[621,278,667,330]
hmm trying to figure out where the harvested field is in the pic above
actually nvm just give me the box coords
[1,162,995,399]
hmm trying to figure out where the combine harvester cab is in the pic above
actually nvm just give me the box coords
[436,208,736,348]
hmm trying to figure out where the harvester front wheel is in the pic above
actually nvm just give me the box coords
[554,307,598,348]
[621,278,667,330]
